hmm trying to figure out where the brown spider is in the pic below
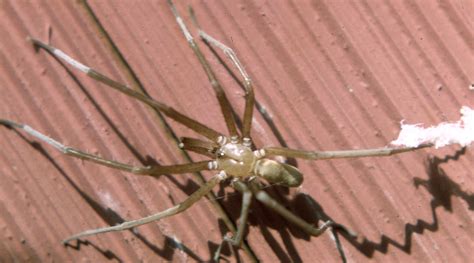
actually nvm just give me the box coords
[0,0,431,261]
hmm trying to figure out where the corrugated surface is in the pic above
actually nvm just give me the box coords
[0,0,472,262]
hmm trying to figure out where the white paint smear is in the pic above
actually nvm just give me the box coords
[391,106,474,148]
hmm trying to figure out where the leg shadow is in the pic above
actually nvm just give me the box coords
[335,147,471,257]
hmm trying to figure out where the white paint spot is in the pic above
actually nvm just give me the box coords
[391,106,474,148]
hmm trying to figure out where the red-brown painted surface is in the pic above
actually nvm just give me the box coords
[0,1,472,262]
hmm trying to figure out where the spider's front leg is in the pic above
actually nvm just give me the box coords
[167,0,239,138]
[188,7,256,139]
[169,0,257,140]
[27,37,222,141]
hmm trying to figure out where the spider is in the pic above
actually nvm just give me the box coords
[0,0,432,261]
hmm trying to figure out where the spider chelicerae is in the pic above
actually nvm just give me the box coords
[0,0,431,261]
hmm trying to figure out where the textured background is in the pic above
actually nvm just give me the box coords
[0,0,472,262]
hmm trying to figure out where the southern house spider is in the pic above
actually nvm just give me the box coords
[0,0,432,261]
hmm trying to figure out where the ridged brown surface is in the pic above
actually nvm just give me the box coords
[0,1,472,262]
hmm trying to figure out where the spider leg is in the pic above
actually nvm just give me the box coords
[214,180,253,261]
[27,37,222,141]
[188,8,255,140]
[167,0,239,138]
[63,171,227,243]
[179,137,218,157]
[262,144,432,160]
[249,180,333,237]
[0,120,214,176]
[226,180,253,246]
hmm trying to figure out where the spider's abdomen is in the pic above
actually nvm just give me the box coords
[216,142,256,177]
[254,159,303,187]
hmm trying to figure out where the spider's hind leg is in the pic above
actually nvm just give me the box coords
[63,172,227,243]
[214,180,253,262]
[249,179,333,237]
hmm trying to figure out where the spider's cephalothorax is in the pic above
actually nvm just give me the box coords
[212,136,303,187]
